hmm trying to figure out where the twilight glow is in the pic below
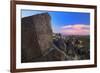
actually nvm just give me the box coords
[60,24,90,35]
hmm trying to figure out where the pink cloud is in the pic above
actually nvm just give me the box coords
[60,24,90,35]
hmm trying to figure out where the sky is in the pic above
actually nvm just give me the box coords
[21,10,90,36]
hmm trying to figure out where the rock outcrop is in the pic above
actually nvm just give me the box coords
[21,13,53,62]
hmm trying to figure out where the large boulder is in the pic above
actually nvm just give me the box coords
[21,13,53,62]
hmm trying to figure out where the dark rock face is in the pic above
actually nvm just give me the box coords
[21,13,53,62]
